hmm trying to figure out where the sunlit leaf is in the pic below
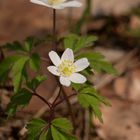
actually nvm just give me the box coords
[12,56,29,92]
[77,52,118,75]
[52,118,73,132]
[29,53,40,72]
[64,34,97,52]
[26,119,46,140]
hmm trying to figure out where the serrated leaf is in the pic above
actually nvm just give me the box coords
[51,126,77,140]
[79,87,111,106]
[24,37,34,52]
[12,56,29,93]
[74,36,98,52]
[77,86,111,123]
[0,55,21,78]
[64,34,78,50]
[7,88,32,116]
[78,92,100,108]
[26,119,46,140]
[27,75,47,90]
[3,41,25,52]
[24,36,43,52]
[92,105,103,123]
[91,60,118,75]
[52,118,73,132]
[77,52,118,75]
[64,34,97,52]
[76,52,104,60]
[29,53,40,72]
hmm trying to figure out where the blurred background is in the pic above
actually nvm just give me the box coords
[0,0,140,140]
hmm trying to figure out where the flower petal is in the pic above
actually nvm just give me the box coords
[60,76,71,87]
[47,66,60,76]
[59,1,82,8]
[48,51,61,66]
[30,0,49,7]
[69,73,87,83]
[52,5,65,9]
[61,48,74,62]
[74,58,90,72]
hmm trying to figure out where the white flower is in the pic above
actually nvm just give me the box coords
[47,48,90,87]
[30,0,82,9]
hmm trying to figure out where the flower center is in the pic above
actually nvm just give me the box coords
[48,0,66,5]
[58,60,76,77]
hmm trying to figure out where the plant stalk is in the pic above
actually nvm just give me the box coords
[53,9,57,50]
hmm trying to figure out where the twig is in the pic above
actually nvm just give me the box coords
[33,92,52,109]
[54,93,77,107]
[34,87,60,118]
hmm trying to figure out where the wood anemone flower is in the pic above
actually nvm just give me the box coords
[30,0,82,9]
[47,48,90,87]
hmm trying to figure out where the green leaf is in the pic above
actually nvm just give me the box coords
[26,119,46,140]
[7,88,32,116]
[24,36,43,52]
[3,41,25,52]
[76,52,104,60]
[27,75,47,90]
[64,34,78,50]
[76,85,111,123]
[52,118,73,132]
[10,89,32,105]
[74,36,98,52]
[24,37,34,52]
[92,105,103,123]
[80,87,111,106]
[78,90,100,108]
[12,56,29,93]
[64,34,97,52]
[45,129,53,140]
[29,53,40,71]
[51,126,77,140]
[0,56,21,78]
[77,52,118,75]
[51,118,76,140]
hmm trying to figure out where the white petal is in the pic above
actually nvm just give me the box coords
[48,51,61,66]
[59,1,82,8]
[69,73,87,83]
[52,5,65,9]
[60,76,71,87]
[74,58,90,72]
[61,48,74,62]
[30,0,49,7]
[47,66,60,76]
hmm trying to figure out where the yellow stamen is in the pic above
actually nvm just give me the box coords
[58,60,76,77]
[48,0,66,5]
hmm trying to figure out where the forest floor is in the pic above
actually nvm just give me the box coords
[0,0,140,140]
